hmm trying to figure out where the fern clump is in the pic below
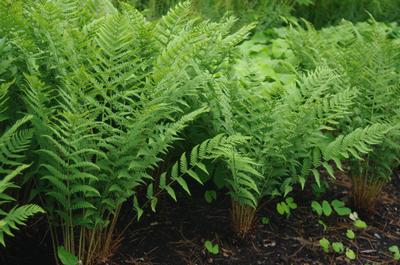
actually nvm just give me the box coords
[202,30,393,234]
[286,20,400,212]
[0,80,44,246]
[1,0,261,263]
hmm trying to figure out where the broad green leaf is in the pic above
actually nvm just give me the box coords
[353,219,367,229]
[319,237,330,253]
[322,200,332,216]
[345,248,356,260]
[276,202,287,215]
[346,229,355,239]
[57,246,78,265]
[332,242,344,253]
[311,201,322,216]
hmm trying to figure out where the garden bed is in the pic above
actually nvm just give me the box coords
[2,170,398,265]
[117,171,400,265]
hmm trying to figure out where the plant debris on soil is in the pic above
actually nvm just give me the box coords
[115,171,400,265]
[1,171,399,265]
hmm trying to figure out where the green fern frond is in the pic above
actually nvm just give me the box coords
[0,204,44,246]
[154,1,193,47]
[222,22,257,47]
[322,124,390,163]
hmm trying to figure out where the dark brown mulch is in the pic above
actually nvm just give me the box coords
[115,171,400,265]
[0,171,399,265]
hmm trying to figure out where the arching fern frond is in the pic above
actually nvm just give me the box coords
[154,1,193,47]
[0,203,44,246]
[322,123,390,163]
[0,119,43,247]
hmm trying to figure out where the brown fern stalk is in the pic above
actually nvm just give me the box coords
[231,200,256,238]
[350,174,385,213]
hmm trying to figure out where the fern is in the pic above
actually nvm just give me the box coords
[9,1,260,263]
[0,203,44,247]
[284,20,400,211]
[157,134,251,202]
[153,1,193,47]
[0,118,44,247]
[287,20,400,182]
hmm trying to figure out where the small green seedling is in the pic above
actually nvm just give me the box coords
[332,242,344,253]
[319,237,330,253]
[261,216,270,225]
[345,248,356,260]
[389,245,400,260]
[353,219,367,229]
[311,199,351,217]
[204,190,217,203]
[277,197,297,218]
[204,240,219,255]
[311,201,323,216]
[349,212,367,229]
[311,200,332,216]
[331,200,351,216]
[346,229,355,240]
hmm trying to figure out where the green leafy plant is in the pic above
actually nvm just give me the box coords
[0,77,44,246]
[353,219,367,229]
[219,62,388,236]
[287,20,400,212]
[0,164,44,247]
[319,236,355,260]
[311,200,351,217]
[3,1,256,264]
[345,248,356,260]
[311,200,331,217]
[319,237,330,253]
[204,240,219,255]
[346,229,355,240]
[389,245,400,261]
[331,200,352,216]
[332,242,344,253]
[349,212,368,229]
[295,0,400,27]
[57,246,79,265]
[277,197,297,218]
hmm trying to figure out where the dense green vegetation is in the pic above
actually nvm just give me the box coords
[0,0,399,264]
